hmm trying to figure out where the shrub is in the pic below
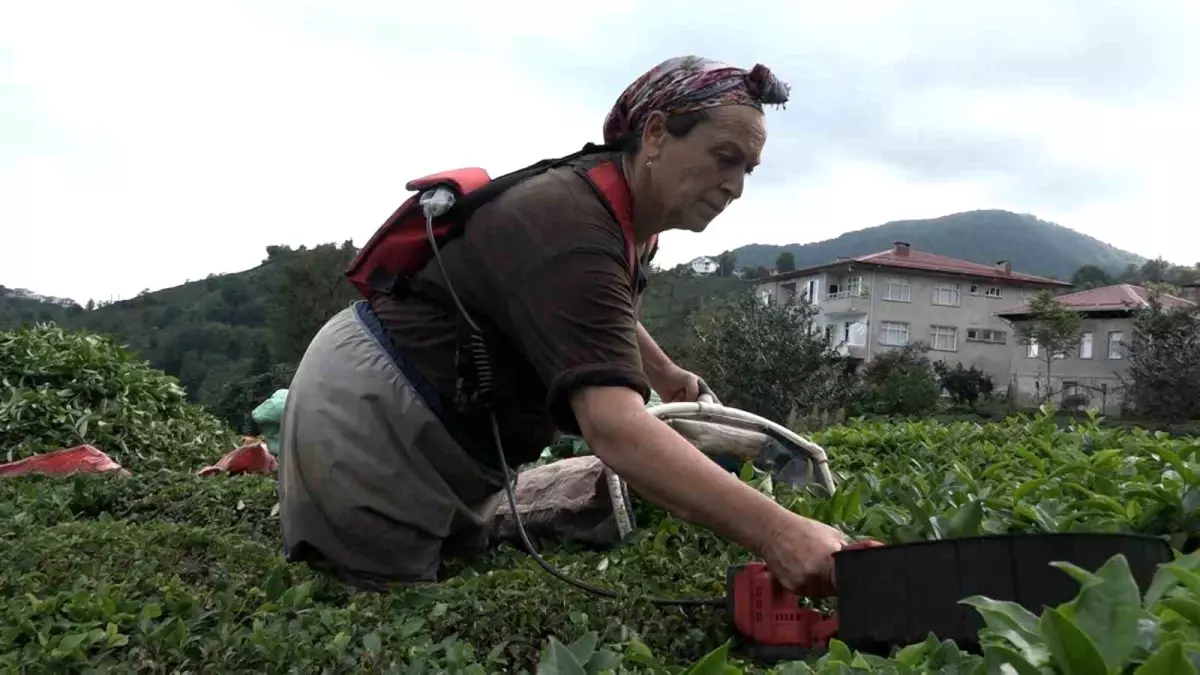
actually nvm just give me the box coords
[676,292,855,423]
[932,361,995,408]
[1123,295,1200,422]
[854,342,941,416]
[0,323,237,471]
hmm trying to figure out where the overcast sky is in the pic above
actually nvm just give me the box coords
[3,1,1198,305]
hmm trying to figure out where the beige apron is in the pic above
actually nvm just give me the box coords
[277,302,503,589]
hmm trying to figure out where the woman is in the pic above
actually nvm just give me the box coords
[277,55,848,597]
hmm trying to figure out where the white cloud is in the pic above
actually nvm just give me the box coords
[2,0,1198,304]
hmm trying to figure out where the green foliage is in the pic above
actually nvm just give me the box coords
[640,270,751,353]
[0,324,237,470]
[1070,264,1114,290]
[266,240,359,364]
[932,361,995,408]
[854,342,941,417]
[1014,290,1084,400]
[1124,294,1200,423]
[210,362,298,434]
[675,291,855,423]
[716,251,739,278]
[4,410,1200,672]
[774,252,796,273]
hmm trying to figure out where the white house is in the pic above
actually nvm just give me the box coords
[689,256,719,276]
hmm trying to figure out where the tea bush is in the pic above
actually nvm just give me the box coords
[0,324,238,471]
[5,324,1200,672]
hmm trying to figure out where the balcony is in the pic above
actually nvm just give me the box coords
[834,342,868,360]
[821,287,870,314]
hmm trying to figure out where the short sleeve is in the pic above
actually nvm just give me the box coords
[505,245,652,435]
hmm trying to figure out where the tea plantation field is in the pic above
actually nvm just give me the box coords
[5,325,1200,673]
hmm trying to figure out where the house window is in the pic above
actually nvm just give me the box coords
[1108,331,1124,359]
[966,328,1007,344]
[883,277,910,302]
[845,276,863,297]
[1027,339,1039,358]
[932,283,960,306]
[984,286,1003,298]
[1079,332,1093,359]
[968,284,980,295]
[880,321,909,346]
[824,325,834,341]
[931,326,958,352]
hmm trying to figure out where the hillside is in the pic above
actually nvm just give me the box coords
[0,244,338,423]
[730,210,1145,279]
[0,243,746,425]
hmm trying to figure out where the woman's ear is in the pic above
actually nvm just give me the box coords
[639,111,668,161]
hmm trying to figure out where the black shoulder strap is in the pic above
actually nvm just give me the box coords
[447,142,620,224]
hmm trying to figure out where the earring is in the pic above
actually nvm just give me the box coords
[646,159,654,168]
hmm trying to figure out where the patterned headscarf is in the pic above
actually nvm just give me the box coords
[602,55,790,146]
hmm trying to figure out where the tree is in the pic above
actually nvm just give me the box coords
[1070,264,1112,290]
[1139,258,1170,284]
[1122,293,1200,422]
[775,251,796,273]
[267,240,360,364]
[1013,290,1083,401]
[676,291,854,423]
[741,265,769,280]
[716,250,738,277]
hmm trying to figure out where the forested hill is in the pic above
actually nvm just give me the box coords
[729,210,1145,279]
[0,243,746,428]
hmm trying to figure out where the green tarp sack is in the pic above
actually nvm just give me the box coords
[252,388,289,456]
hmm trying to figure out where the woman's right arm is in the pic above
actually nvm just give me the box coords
[570,385,847,596]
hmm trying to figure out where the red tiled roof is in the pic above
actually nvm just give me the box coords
[763,242,1065,284]
[996,284,1196,316]
[856,248,1068,284]
[769,245,1069,286]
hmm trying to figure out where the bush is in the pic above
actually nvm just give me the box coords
[854,342,941,416]
[932,361,994,408]
[676,292,855,423]
[0,323,238,471]
[1124,295,1200,422]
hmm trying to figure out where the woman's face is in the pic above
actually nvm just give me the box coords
[636,105,767,234]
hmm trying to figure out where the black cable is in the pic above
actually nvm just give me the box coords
[424,190,725,607]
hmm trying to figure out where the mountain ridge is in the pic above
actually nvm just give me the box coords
[722,209,1146,279]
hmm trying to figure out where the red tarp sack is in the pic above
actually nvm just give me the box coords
[197,442,277,477]
[0,444,131,478]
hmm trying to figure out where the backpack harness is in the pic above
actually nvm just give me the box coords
[343,142,658,416]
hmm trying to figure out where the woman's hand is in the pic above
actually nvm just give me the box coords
[761,513,849,598]
[650,365,718,403]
